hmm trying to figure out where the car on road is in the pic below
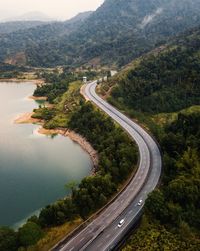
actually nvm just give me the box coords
[137,199,143,206]
[118,219,125,228]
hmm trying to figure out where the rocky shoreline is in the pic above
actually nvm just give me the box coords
[14,113,98,174]
[38,127,98,174]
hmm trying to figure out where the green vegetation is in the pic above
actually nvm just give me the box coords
[18,222,44,247]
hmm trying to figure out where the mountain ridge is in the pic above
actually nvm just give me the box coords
[1,0,200,68]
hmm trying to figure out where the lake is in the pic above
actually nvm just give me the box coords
[0,82,92,228]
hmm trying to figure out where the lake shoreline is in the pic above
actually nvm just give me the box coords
[29,95,47,101]
[10,78,99,172]
[14,112,98,174]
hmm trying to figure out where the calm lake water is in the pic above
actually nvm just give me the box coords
[0,82,92,228]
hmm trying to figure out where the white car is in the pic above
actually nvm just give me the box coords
[137,199,143,206]
[118,219,125,228]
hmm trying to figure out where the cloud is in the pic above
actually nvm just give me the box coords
[0,0,104,21]
[140,8,163,28]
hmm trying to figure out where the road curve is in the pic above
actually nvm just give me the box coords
[53,81,162,251]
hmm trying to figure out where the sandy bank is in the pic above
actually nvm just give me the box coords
[14,112,43,124]
[0,78,44,85]
[29,95,47,101]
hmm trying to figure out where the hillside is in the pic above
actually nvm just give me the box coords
[97,24,200,251]
[101,27,200,114]
[1,0,200,67]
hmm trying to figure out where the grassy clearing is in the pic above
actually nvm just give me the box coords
[24,218,83,251]
[152,105,200,126]
[44,81,84,129]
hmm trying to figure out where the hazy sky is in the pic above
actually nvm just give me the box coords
[0,0,104,21]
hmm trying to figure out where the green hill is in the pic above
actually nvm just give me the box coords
[0,12,92,66]
[103,27,200,114]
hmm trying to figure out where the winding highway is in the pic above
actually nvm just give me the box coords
[52,81,162,251]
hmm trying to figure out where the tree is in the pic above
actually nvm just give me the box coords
[0,227,18,251]
[145,189,169,223]
[18,222,43,247]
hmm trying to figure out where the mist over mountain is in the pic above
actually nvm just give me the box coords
[1,0,200,67]
[9,11,54,22]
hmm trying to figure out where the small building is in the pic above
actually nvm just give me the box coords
[83,76,87,83]
[103,76,108,82]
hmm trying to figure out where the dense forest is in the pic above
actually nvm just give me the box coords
[103,27,200,114]
[123,112,200,251]
[1,1,200,67]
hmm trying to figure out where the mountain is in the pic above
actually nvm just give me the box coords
[0,11,92,65]
[102,26,200,114]
[1,0,200,67]
[0,21,47,34]
[67,11,93,24]
[25,0,200,67]
[4,11,54,22]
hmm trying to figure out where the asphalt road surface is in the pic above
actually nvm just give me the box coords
[53,81,162,251]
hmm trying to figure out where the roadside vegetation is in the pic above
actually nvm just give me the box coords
[98,29,200,250]
[123,111,200,251]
